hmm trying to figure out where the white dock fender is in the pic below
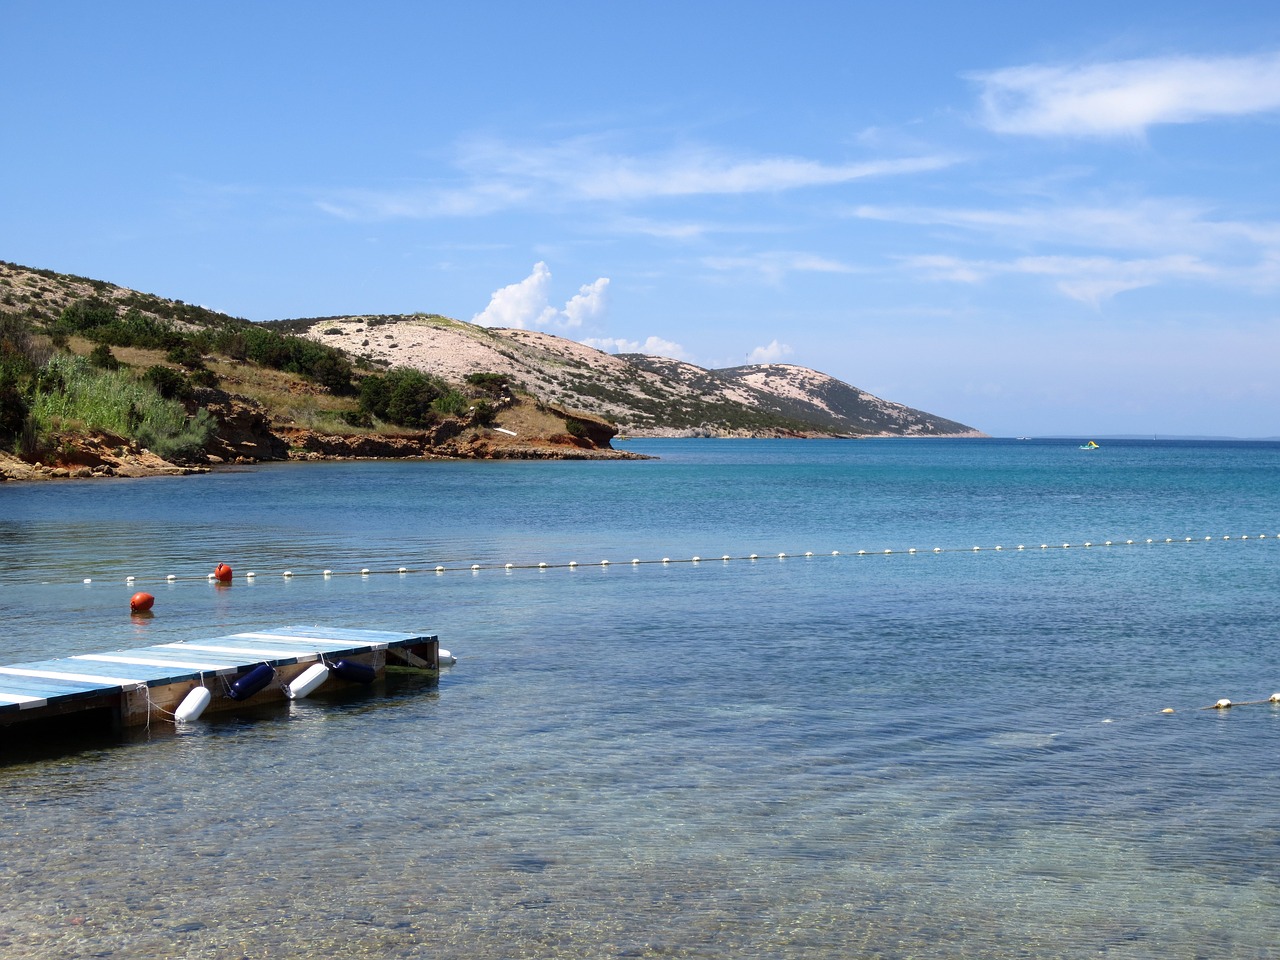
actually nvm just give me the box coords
[439,649,457,666]
[285,662,331,700]
[174,686,212,722]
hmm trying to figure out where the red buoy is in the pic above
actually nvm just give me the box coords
[130,592,155,613]
[214,563,233,582]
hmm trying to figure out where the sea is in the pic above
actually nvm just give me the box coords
[0,437,1278,959]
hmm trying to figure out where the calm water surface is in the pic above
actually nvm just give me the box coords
[0,438,1278,958]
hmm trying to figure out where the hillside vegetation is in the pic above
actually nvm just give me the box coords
[273,314,982,438]
[1,260,981,480]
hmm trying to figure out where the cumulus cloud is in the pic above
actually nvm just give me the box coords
[581,336,691,360]
[747,340,793,363]
[562,277,610,329]
[471,262,558,329]
[472,263,609,330]
[969,51,1280,138]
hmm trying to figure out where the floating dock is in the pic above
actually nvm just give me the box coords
[0,625,442,734]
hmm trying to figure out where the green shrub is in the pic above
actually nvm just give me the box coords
[432,389,470,417]
[358,368,448,427]
[51,300,355,394]
[165,342,206,369]
[0,310,45,371]
[88,343,121,370]
[143,364,192,401]
[187,366,218,388]
[465,372,510,396]
[307,350,356,394]
[471,400,497,427]
[0,376,28,445]
[27,354,211,459]
[54,297,116,335]
[206,326,248,360]
[224,324,355,394]
[136,407,214,460]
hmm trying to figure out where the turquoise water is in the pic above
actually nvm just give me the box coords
[1,438,1278,958]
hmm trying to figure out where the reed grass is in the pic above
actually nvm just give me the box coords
[28,354,213,459]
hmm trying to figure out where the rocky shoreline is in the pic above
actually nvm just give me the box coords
[0,387,646,482]
[0,428,645,482]
[0,438,643,482]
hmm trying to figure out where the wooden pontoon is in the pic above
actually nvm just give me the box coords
[0,625,442,734]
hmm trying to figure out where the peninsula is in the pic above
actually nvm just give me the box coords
[0,261,983,481]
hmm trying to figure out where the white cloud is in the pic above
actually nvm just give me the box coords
[897,252,1218,306]
[860,199,1280,302]
[1019,254,1215,305]
[581,335,691,360]
[561,149,952,200]
[900,254,991,285]
[612,217,715,240]
[855,199,1280,256]
[748,339,793,363]
[562,277,610,329]
[702,251,858,285]
[316,136,954,221]
[969,52,1280,138]
[471,262,558,329]
[472,262,611,330]
[317,182,532,221]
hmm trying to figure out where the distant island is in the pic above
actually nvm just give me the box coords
[0,260,984,481]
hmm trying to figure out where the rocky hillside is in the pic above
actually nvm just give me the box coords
[0,261,637,480]
[273,313,982,438]
[0,259,983,484]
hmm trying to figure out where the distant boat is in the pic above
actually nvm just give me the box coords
[1080,440,1100,450]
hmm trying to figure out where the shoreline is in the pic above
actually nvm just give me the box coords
[0,435,648,483]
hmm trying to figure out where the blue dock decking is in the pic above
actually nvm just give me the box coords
[0,625,440,729]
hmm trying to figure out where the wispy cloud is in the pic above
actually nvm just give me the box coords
[702,251,858,285]
[472,262,609,330]
[316,136,954,221]
[854,199,1280,255]
[317,182,532,221]
[969,51,1280,138]
[554,149,953,200]
[898,252,1218,306]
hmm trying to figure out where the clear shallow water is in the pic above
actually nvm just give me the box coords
[1,438,1278,958]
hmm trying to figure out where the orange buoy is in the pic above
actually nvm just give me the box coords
[130,592,155,613]
[214,563,233,583]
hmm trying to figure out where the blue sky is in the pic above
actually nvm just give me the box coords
[5,1,1280,437]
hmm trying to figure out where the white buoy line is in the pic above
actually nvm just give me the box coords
[76,531,1277,585]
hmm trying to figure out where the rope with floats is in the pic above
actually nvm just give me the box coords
[76,531,1276,585]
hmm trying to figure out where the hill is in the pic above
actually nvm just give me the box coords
[271,313,982,438]
[1,261,983,480]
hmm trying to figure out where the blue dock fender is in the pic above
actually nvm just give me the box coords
[332,659,377,684]
[228,663,276,701]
